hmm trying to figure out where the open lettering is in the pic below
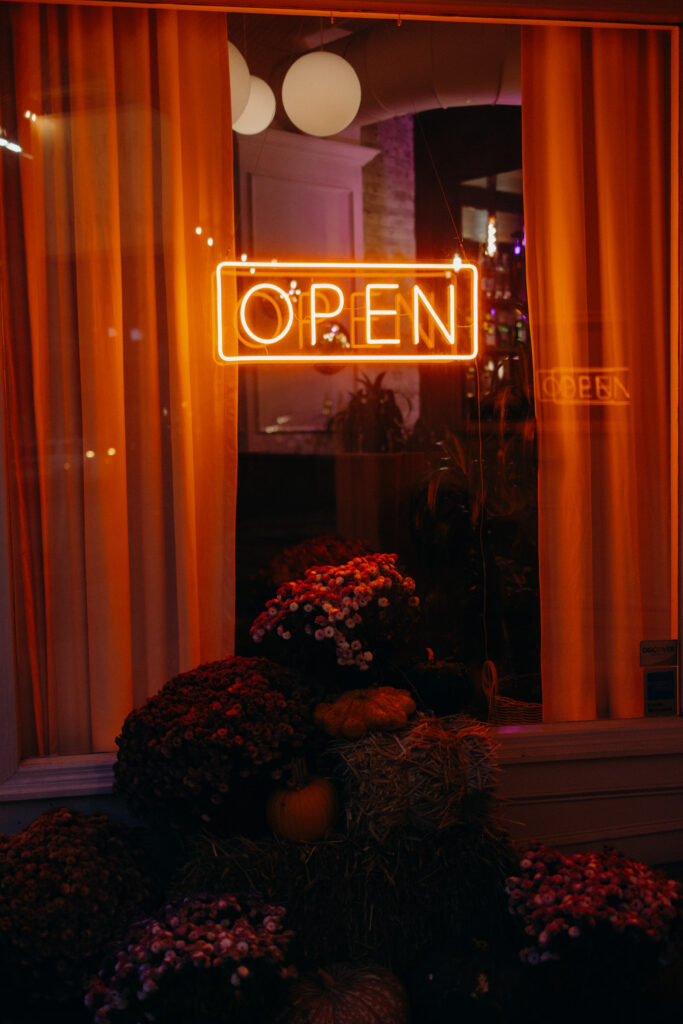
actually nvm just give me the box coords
[216,260,478,365]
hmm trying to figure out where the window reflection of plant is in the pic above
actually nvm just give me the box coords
[410,347,539,696]
[329,371,435,453]
[329,372,409,453]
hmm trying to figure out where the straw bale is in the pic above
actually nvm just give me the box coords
[182,822,515,974]
[336,714,499,845]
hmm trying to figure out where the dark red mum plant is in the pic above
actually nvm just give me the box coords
[114,656,314,830]
[0,808,152,1004]
[85,892,295,1024]
[506,843,682,970]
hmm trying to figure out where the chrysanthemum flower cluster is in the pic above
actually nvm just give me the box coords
[114,657,314,829]
[0,808,152,1003]
[85,893,295,1024]
[506,843,682,967]
[250,553,420,673]
[267,534,371,590]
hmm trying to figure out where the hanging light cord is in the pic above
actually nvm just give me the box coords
[415,116,467,260]
[474,359,489,664]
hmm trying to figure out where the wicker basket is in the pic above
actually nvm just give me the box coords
[482,661,543,725]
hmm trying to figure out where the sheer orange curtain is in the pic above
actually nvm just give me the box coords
[522,26,673,720]
[0,3,237,754]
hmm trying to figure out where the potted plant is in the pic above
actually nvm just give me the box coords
[330,372,427,552]
[410,367,540,698]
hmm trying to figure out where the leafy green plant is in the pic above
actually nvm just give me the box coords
[410,371,539,678]
[329,372,409,453]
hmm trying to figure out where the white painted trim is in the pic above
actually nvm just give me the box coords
[0,722,681,862]
[0,718,680,801]
[497,716,683,762]
[0,753,115,801]
[506,814,683,850]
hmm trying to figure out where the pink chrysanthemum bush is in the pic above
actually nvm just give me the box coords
[250,553,421,680]
[114,657,314,832]
[506,843,682,972]
[0,809,153,1006]
[85,893,295,1024]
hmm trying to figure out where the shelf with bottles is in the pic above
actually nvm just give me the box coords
[467,232,532,419]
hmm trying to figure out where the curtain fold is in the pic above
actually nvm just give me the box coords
[0,3,237,754]
[522,26,673,720]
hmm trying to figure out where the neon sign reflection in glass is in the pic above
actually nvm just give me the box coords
[215,260,478,364]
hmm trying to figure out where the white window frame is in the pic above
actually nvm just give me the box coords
[0,0,682,860]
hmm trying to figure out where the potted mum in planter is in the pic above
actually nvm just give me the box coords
[250,552,421,687]
[114,656,315,833]
[85,892,295,1024]
[0,808,153,1011]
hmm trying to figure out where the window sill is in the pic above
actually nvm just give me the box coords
[0,753,115,801]
[1,719,681,861]
[0,717,680,803]
[497,714,683,763]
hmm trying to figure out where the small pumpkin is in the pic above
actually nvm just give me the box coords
[266,761,338,842]
[314,686,416,739]
[284,962,410,1024]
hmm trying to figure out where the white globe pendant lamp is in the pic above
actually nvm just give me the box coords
[233,76,276,135]
[228,41,251,125]
[282,51,361,137]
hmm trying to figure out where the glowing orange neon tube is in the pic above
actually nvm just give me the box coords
[215,259,478,365]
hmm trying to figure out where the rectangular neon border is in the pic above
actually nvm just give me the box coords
[215,260,478,364]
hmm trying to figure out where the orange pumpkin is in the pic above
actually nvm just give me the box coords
[284,962,410,1024]
[266,772,338,842]
[314,686,416,739]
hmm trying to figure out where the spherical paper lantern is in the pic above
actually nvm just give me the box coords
[233,76,276,135]
[228,41,251,124]
[282,51,361,137]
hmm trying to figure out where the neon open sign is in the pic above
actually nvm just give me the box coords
[215,260,478,364]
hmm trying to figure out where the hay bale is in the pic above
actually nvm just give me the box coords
[182,824,516,976]
[336,715,499,845]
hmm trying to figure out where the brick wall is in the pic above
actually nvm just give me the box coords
[362,115,416,260]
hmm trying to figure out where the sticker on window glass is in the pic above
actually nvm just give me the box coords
[536,367,630,405]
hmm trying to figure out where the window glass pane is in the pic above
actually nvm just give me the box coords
[0,8,676,758]
[0,3,236,755]
[232,14,541,723]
